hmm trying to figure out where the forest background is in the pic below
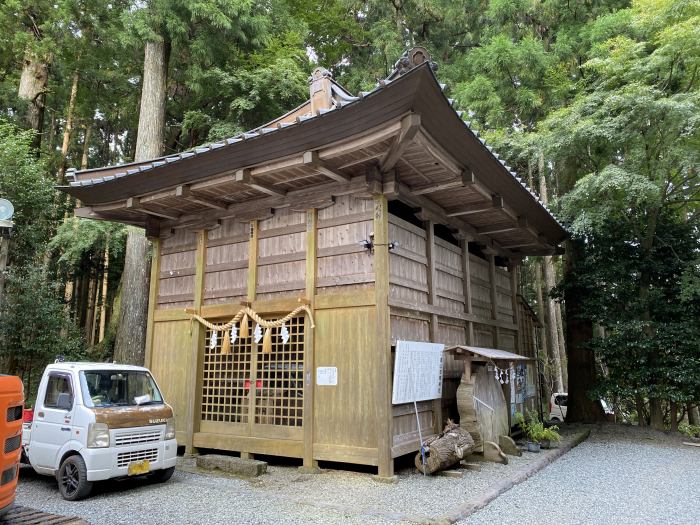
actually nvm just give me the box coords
[0,0,698,431]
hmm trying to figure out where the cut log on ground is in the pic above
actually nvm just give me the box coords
[415,420,475,475]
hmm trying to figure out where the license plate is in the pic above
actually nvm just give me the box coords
[127,460,150,476]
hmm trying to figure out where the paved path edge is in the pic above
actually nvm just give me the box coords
[435,429,592,524]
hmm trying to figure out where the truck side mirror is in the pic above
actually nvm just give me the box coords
[56,392,73,411]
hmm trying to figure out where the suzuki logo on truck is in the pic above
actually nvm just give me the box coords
[149,418,167,424]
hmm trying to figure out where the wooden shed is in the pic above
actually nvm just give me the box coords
[62,48,566,478]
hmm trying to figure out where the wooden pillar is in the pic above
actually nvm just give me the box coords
[302,209,318,471]
[373,195,394,479]
[508,260,521,354]
[144,237,161,369]
[243,219,259,459]
[487,252,499,348]
[247,220,259,300]
[424,221,443,434]
[460,237,474,345]
[186,230,206,454]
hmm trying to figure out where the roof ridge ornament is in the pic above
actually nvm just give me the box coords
[387,46,438,80]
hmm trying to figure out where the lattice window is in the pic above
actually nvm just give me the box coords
[201,327,253,423]
[255,316,305,427]
[201,316,305,428]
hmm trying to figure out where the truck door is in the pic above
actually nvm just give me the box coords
[29,373,75,470]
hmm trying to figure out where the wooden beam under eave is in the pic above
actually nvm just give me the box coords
[447,194,504,217]
[411,170,475,196]
[74,206,96,219]
[477,223,520,236]
[303,151,351,183]
[159,175,372,232]
[74,206,145,227]
[176,184,228,210]
[125,197,180,221]
[394,181,503,250]
[235,168,287,198]
[379,113,421,173]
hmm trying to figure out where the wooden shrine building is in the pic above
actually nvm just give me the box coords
[62,48,566,478]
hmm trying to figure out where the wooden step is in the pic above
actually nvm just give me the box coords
[1,505,87,525]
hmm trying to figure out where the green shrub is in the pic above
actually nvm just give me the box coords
[679,423,700,438]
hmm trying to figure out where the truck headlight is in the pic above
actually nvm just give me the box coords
[165,418,175,440]
[87,422,110,448]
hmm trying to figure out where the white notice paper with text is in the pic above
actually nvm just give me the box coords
[316,366,338,386]
[392,340,444,404]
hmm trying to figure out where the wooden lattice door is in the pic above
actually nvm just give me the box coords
[200,316,305,440]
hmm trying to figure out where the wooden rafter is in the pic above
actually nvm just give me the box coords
[235,168,287,198]
[390,181,512,255]
[126,197,179,221]
[320,120,403,160]
[74,206,143,226]
[412,130,462,177]
[447,194,504,217]
[379,113,421,173]
[175,185,228,210]
[476,216,531,236]
[303,151,351,183]
[476,223,521,236]
[161,174,373,232]
[411,170,475,195]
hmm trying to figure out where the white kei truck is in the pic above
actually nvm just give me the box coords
[22,362,177,500]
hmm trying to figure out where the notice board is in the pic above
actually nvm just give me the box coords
[392,340,445,404]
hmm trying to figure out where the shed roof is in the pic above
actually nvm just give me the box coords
[444,345,532,362]
[60,53,567,255]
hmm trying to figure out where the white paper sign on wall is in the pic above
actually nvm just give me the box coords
[316,367,338,386]
[392,340,445,405]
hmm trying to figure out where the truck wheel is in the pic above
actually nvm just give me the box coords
[58,455,93,501]
[149,466,175,483]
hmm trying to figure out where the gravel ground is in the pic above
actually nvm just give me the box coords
[15,425,696,525]
[460,424,700,525]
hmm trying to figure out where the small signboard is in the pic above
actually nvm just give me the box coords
[316,367,338,386]
[392,341,444,404]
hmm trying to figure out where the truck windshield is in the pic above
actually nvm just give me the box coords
[80,370,163,408]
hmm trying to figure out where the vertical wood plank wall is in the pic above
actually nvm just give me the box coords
[146,195,532,471]
[157,229,197,308]
[387,214,519,452]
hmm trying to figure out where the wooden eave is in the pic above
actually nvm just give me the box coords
[61,64,567,256]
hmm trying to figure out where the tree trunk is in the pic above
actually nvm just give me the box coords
[135,39,168,161]
[18,53,50,151]
[564,237,604,423]
[538,153,566,392]
[77,272,89,329]
[528,163,551,399]
[636,396,647,427]
[98,242,110,343]
[81,124,92,170]
[113,229,151,364]
[670,401,678,433]
[90,270,100,346]
[534,262,551,392]
[47,111,56,152]
[113,37,168,365]
[554,293,568,389]
[541,258,563,392]
[85,275,97,342]
[688,405,699,426]
[57,71,79,183]
[415,421,474,474]
[649,400,664,430]
[640,208,662,429]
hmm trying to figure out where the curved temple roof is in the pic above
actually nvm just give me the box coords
[61,56,567,255]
